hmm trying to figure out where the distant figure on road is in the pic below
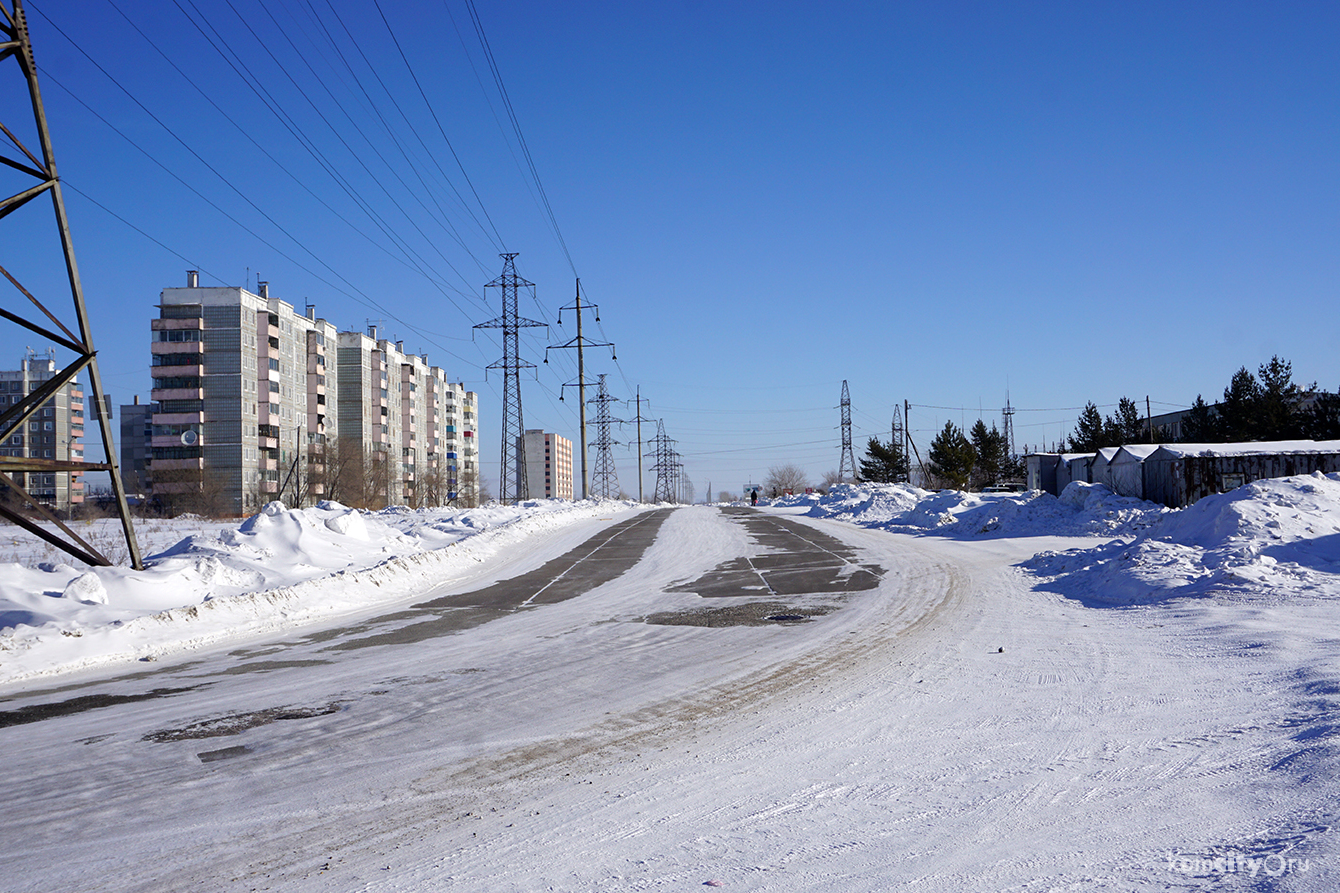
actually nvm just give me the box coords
[750,488,759,507]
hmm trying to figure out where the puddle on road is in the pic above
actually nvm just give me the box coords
[142,702,342,742]
[198,744,251,763]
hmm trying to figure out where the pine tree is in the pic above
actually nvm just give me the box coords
[1069,403,1106,452]
[1301,388,1340,440]
[1179,394,1220,442]
[928,421,976,490]
[1106,396,1145,445]
[1256,355,1305,440]
[858,436,909,483]
[1219,367,1263,441]
[969,419,1007,489]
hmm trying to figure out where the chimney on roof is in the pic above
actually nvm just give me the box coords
[306,303,315,320]
[367,324,378,339]
[258,280,269,299]
[396,340,403,352]
[186,270,199,288]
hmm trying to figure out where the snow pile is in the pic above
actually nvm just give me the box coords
[783,481,1163,538]
[1025,472,1340,605]
[0,498,641,683]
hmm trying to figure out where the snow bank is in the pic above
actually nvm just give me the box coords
[0,498,642,684]
[779,480,1163,538]
[1025,472,1340,605]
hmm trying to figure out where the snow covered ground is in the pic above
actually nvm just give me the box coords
[3,477,1339,890]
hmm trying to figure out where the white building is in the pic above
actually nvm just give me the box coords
[521,429,573,500]
[151,274,478,513]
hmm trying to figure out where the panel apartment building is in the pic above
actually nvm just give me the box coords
[150,273,477,513]
[0,349,85,513]
[521,429,573,500]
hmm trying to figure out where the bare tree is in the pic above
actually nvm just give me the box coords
[763,463,809,498]
[820,469,842,492]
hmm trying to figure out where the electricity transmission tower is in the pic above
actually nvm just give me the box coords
[545,278,613,498]
[587,374,621,499]
[474,253,545,504]
[647,420,677,503]
[891,403,907,483]
[838,380,856,483]
[0,2,142,569]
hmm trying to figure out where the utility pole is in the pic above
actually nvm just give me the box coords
[588,374,621,499]
[474,254,545,504]
[838,380,856,483]
[0,1,142,568]
[546,278,613,499]
[630,387,650,502]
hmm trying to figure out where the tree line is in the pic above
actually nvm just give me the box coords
[1067,356,1340,451]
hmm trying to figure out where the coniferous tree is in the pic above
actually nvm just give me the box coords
[858,436,909,483]
[927,421,976,490]
[1218,367,1262,441]
[1106,396,1146,445]
[969,419,1008,489]
[1069,403,1106,452]
[1179,395,1220,442]
[1301,388,1340,440]
[1256,355,1306,440]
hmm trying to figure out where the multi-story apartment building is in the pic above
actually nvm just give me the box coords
[0,349,85,512]
[521,429,573,500]
[153,273,340,514]
[149,273,478,513]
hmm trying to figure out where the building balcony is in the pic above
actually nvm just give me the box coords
[151,318,204,331]
[151,341,203,356]
[152,457,204,472]
[153,411,204,426]
[151,387,205,401]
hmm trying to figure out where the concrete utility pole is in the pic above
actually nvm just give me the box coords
[0,1,142,568]
[630,387,650,502]
[546,279,613,499]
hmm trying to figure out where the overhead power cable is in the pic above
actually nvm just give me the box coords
[464,0,576,276]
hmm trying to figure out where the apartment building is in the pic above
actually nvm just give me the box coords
[153,273,340,514]
[0,349,85,512]
[520,429,573,500]
[149,273,478,513]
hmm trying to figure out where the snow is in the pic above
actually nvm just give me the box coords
[0,498,645,684]
[1157,439,1340,458]
[3,474,1340,890]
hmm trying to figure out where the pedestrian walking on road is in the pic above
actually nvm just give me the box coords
[750,488,759,507]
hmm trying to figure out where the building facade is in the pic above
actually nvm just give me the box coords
[521,429,573,500]
[150,273,477,513]
[119,396,153,495]
[0,349,85,512]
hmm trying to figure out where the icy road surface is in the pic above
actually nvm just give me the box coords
[3,503,1336,891]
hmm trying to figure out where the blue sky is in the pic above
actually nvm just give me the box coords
[5,1,1338,498]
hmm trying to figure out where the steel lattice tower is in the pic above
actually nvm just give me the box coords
[838,380,856,483]
[1002,391,1017,459]
[587,374,621,498]
[0,1,142,568]
[474,254,545,504]
[891,403,907,483]
[647,420,677,503]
